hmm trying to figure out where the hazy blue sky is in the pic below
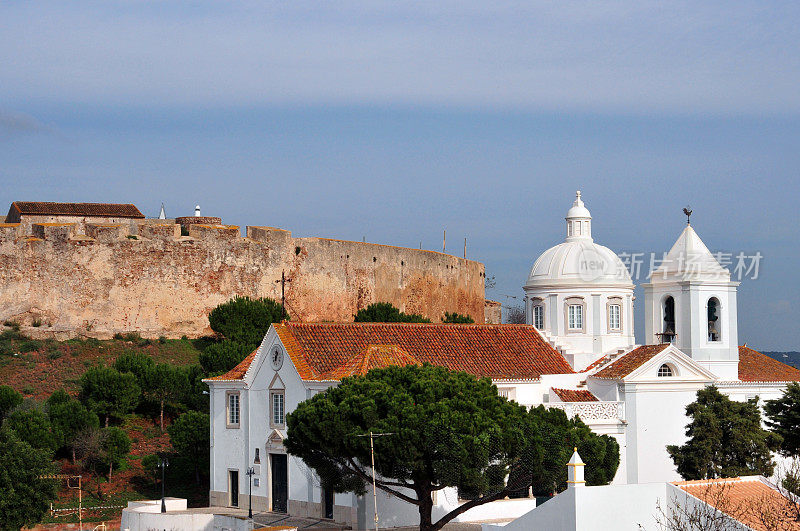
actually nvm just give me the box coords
[2,2,798,349]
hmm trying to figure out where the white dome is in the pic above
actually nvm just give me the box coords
[526,239,633,287]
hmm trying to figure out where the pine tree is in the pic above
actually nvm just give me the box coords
[765,382,800,458]
[667,386,780,480]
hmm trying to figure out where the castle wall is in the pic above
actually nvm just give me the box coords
[0,222,486,338]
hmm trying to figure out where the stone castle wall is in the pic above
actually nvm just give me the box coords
[0,221,487,338]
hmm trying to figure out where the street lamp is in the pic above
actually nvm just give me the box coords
[245,467,256,519]
[159,457,170,513]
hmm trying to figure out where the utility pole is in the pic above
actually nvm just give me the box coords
[356,432,395,531]
[275,270,292,311]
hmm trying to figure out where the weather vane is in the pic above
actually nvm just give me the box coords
[683,205,692,225]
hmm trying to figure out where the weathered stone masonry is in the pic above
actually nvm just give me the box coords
[0,222,488,338]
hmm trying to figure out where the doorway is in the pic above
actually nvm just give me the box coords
[271,453,288,513]
[229,470,239,507]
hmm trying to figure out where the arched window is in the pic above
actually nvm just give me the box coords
[659,296,676,343]
[657,364,673,377]
[708,297,721,342]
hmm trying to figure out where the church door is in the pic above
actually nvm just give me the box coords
[271,454,288,513]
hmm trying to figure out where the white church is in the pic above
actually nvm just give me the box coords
[203,192,800,529]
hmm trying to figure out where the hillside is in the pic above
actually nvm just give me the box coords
[0,328,209,525]
[764,351,800,370]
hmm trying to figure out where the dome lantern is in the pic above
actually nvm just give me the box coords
[566,190,592,241]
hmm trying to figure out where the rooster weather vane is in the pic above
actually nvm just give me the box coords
[683,206,693,225]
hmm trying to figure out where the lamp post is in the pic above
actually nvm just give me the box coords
[245,467,256,519]
[159,457,169,513]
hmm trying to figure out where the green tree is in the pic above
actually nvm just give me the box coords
[765,382,800,457]
[0,426,57,531]
[4,409,57,453]
[180,364,210,412]
[79,367,140,427]
[101,426,131,480]
[145,363,189,431]
[667,386,780,480]
[285,364,531,531]
[208,296,288,347]
[442,312,475,324]
[48,394,100,462]
[0,385,22,419]
[199,340,253,374]
[113,351,155,385]
[168,411,210,485]
[509,406,619,496]
[353,302,432,323]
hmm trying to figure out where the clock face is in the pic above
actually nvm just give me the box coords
[270,345,284,371]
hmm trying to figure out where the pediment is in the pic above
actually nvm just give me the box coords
[269,373,285,390]
[625,345,717,382]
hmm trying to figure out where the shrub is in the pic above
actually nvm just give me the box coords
[208,296,288,347]
[17,339,42,353]
[122,332,142,342]
[3,320,20,331]
[32,318,42,328]
[113,333,124,340]
[442,312,475,324]
[354,302,432,323]
[158,336,167,344]
[199,341,253,374]
[0,385,23,419]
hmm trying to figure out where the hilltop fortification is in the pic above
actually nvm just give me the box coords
[0,209,491,338]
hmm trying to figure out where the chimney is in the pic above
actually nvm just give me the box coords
[567,447,585,488]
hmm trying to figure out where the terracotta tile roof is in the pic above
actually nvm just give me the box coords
[204,349,259,381]
[738,345,800,382]
[551,388,598,402]
[8,201,144,219]
[582,354,612,373]
[592,344,670,379]
[272,322,574,382]
[675,477,800,531]
[318,345,421,380]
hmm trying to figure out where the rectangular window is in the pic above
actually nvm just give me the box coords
[227,392,240,428]
[533,305,544,330]
[271,392,285,426]
[568,305,583,330]
[609,304,621,330]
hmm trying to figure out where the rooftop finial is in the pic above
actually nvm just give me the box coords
[683,205,692,225]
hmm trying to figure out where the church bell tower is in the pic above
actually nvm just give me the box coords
[643,215,740,380]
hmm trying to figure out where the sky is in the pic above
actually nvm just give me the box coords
[1,1,799,349]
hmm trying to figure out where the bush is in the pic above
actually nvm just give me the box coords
[2,320,20,331]
[158,336,167,344]
[199,341,253,374]
[32,318,42,328]
[208,296,288,347]
[354,302,432,323]
[113,333,124,340]
[123,332,142,342]
[442,312,475,324]
[0,385,23,419]
[17,339,42,353]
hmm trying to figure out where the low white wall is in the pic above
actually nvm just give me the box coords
[120,499,253,531]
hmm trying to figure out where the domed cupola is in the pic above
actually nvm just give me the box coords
[523,191,636,369]
[565,190,592,241]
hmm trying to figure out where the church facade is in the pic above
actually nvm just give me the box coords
[204,192,800,528]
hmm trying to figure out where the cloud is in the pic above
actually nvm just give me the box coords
[1,1,799,114]
[0,110,52,138]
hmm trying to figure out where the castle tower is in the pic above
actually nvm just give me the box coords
[523,192,635,370]
[643,222,739,379]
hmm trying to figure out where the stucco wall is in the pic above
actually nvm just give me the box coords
[0,222,486,337]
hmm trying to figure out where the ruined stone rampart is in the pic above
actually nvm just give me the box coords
[0,221,487,338]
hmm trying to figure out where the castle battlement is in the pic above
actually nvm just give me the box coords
[0,215,489,338]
